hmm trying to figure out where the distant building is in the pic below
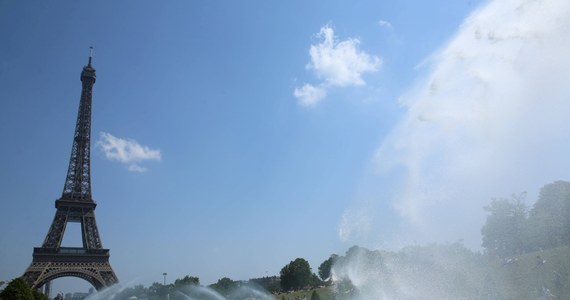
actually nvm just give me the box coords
[63,292,89,300]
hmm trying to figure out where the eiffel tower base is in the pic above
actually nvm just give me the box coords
[23,247,118,291]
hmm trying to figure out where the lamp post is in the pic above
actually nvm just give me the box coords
[163,273,169,300]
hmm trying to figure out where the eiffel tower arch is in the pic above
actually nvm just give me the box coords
[22,49,119,292]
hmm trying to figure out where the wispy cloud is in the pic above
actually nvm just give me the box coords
[97,132,161,172]
[294,83,327,107]
[371,0,570,247]
[294,25,381,106]
[377,19,393,29]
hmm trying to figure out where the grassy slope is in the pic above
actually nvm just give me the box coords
[275,287,332,300]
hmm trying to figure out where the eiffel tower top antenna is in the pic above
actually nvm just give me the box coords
[88,46,93,65]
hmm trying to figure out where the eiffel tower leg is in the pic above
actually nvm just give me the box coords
[22,262,42,288]
[44,281,51,298]
[42,213,67,248]
[83,214,102,249]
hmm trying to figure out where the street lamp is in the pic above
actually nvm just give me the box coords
[163,273,169,300]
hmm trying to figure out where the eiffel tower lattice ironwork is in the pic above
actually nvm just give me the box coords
[23,49,119,291]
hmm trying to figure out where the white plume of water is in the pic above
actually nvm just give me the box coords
[228,285,274,300]
[331,245,484,299]
[85,282,133,300]
[337,0,570,298]
[84,282,274,300]
[173,283,274,300]
[373,0,570,246]
[175,284,225,300]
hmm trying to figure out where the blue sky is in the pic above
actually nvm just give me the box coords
[3,0,570,294]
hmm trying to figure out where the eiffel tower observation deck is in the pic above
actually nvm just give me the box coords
[22,48,119,293]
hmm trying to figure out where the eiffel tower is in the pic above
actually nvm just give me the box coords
[23,49,118,293]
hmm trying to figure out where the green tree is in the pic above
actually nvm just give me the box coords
[528,181,570,249]
[481,194,528,258]
[209,277,237,296]
[174,275,200,287]
[280,258,313,292]
[318,254,338,281]
[31,289,47,300]
[249,276,281,293]
[0,278,34,300]
[147,282,169,300]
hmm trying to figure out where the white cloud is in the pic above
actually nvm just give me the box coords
[294,25,380,106]
[371,0,570,247]
[97,132,161,172]
[308,25,381,87]
[293,83,327,107]
[127,164,147,173]
[378,20,393,29]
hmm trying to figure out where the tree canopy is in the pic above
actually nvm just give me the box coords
[528,181,570,249]
[280,258,313,291]
[481,194,528,258]
[209,277,237,296]
[481,181,570,257]
[0,278,46,300]
[318,254,337,281]
[174,275,200,287]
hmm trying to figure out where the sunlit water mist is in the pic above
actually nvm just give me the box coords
[339,0,570,246]
[173,285,225,300]
[330,245,485,299]
[336,0,570,298]
[85,283,133,300]
[85,282,274,300]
